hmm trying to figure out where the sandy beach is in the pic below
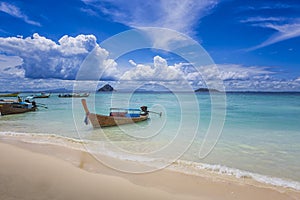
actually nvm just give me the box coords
[1,140,299,200]
[1,0,300,199]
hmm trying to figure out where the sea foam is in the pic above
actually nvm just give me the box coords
[169,160,300,191]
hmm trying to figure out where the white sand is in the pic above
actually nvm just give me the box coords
[0,141,299,200]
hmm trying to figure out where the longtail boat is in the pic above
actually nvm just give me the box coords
[33,92,51,98]
[81,99,149,128]
[0,101,37,115]
[0,92,20,97]
[59,93,89,98]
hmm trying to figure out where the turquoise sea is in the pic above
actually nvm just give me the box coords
[1,92,300,190]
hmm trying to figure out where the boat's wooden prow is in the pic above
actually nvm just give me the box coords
[81,99,89,114]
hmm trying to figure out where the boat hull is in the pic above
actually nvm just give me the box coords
[58,93,89,98]
[0,103,36,115]
[0,93,20,97]
[33,95,50,98]
[88,113,148,127]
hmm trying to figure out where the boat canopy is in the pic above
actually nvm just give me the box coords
[110,108,141,111]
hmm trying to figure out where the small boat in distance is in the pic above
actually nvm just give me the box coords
[32,92,51,98]
[58,93,90,98]
[81,99,149,128]
[0,99,37,115]
[0,92,20,97]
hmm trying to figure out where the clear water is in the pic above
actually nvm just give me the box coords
[1,92,300,189]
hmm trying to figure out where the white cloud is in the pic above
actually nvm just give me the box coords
[240,17,285,23]
[242,17,300,51]
[58,34,97,55]
[0,32,299,92]
[0,77,76,92]
[224,78,300,91]
[243,3,294,11]
[129,59,137,66]
[121,56,183,81]
[0,55,24,78]
[202,64,300,91]
[82,0,219,48]
[180,63,296,91]
[252,22,300,50]
[0,33,119,80]
[0,2,41,26]
[0,66,25,78]
[0,54,23,68]
[120,57,300,91]
[200,64,273,81]
[80,7,99,17]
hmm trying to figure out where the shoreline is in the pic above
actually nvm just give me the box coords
[1,137,299,200]
[1,131,299,191]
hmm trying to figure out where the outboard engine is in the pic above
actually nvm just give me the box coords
[140,106,148,116]
[32,101,37,108]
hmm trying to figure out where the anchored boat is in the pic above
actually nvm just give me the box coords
[0,92,20,97]
[81,99,149,128]
[59,93,90,98]
[32,92,51,98]
[0,101,37,115]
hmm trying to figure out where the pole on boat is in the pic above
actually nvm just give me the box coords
[149,110,162,117]
[141,106,162,117]
[36,104,48,109]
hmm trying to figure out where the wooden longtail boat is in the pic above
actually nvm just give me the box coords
[0,92,20,97]
[81,99,149,128]
[0,101,37,115]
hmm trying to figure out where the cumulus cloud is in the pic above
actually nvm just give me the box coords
[121,56,184,81]
[0,32,298,92]
[0,2,41,26]
[119,55,300,91]
[0,33,119,80]
[179,63,298,91]
[202,65,300,91]
[0,55,24,78]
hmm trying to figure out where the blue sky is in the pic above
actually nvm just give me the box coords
[0,0,300,91]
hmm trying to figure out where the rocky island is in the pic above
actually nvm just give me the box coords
[98,84,115,92]
[194,88,220,92]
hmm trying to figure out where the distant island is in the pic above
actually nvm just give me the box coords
[98,84,115,92]
[194,88,220,92]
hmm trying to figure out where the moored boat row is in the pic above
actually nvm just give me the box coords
[58,93,90,98]
[1,94,160,129]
